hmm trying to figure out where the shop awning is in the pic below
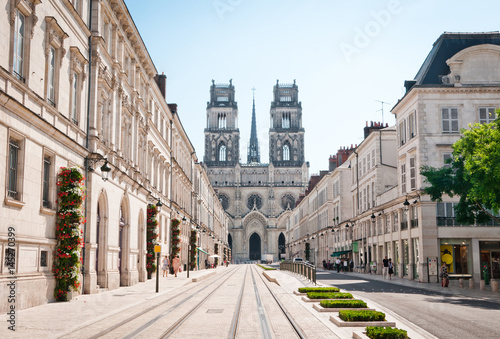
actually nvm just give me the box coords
[197,247,209,255]
[330,250,352,257]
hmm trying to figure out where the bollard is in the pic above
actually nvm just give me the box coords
[492,280,498,293]
[459,278,464,288]
[469,278,474,289]
[480,280,485,290]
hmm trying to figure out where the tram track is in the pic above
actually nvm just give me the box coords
[72,264,308,338]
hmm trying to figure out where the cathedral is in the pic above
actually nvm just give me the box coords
[203,80,309,262]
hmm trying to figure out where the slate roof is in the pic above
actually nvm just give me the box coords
[414,31,500,86]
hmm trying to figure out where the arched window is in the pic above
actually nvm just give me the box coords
[219,144,226,162]
[283,144,290,161]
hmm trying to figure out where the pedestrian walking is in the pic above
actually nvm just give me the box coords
[388,258,394,279]
[172,255,181,277]
[349,260,354,272]
[335,258,341,273]
[383,256,389,279]
[162,256,169,277]
[440,262,449,287]
[343,259,348,273]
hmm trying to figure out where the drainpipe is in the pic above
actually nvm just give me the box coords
[82,0,95,295]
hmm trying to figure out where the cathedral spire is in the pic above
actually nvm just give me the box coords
[247,88,260,164]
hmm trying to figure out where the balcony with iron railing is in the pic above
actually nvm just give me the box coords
[410,219,419,228]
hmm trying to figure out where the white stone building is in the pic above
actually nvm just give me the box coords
[0,0,228,312]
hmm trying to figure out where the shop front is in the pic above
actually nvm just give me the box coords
[479,241,500,280]
[440,239,472,279]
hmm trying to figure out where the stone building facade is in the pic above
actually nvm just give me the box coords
[204,80,309,262]
[287,32,500,286]
[0,0,228,312]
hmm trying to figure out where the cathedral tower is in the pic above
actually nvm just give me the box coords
[204,79,240,166]
[269,80,305,167]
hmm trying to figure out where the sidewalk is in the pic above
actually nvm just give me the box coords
[316,268,500,304]
[1,266,226,338]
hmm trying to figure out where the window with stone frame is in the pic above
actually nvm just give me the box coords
[7,131,25,203]
[44,17,68,108]
[443,152,452,169]
[409,111,416,138]
[441,107,459,133]
[401,163,406,194]
[218,144,226,162]
[282,143,290,161]
[10,0,40,82]
[42,150,55,210]
[479,107,496,124]
[121,112,133,161]
[69,47,87,125]
[393,211,398,232]
[281,194,295,210]
[409,156,416,191]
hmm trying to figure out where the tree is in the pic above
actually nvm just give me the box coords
[421,115,500,224]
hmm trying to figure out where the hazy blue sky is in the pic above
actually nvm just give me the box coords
[124,0,499,175]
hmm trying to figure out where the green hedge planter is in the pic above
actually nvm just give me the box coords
[366,326,409,339]
[298,287,340,293]
[307,292,353,299]
[339,310,385,322]
[320,300,367,308]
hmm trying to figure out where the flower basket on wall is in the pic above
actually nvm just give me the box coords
[189,229,197,270]
[214,243,219,266]
[54,167,85,301]
[171,219,181,259]
[146,204,159,279]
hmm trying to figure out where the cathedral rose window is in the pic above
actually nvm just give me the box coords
[247,194,263,210]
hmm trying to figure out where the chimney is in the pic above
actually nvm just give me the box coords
[364,120,386,139]
[329,155,338,172]
[154,72,167,99]
[168,103,177,114]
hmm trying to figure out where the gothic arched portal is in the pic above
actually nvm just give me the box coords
[249,233,261,260]
[278,233,285,256]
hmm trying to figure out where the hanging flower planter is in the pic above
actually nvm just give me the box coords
[189,230,197,270]
[171,219,181,259]
[146,204,159,279]
[53,167,85,301]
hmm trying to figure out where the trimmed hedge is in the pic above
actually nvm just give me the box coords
[307,292,353,299]
[298,287,340,293]
[257,264,276,270]
[339,310,385,322]
[320,299,367,308]
[366,326,408,339]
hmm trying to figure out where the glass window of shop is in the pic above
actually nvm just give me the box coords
[394,240,399,276]
[403,239,409,276]
[440,239,471,276]
[479,241,500,280]
[413,238,419,279]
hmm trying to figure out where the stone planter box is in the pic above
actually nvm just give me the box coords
[329,314,396,327]
[293,291,307,296]
[302,296,353,302]
[313,304,375,312]
[352,331,370,339]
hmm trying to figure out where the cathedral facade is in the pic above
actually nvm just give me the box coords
[203,80,309,262]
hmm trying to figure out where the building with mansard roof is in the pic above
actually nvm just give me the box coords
[203,80,309,262]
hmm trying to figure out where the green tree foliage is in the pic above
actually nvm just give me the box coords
[421,116,500,224]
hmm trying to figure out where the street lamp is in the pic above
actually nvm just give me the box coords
[86,154,112,182]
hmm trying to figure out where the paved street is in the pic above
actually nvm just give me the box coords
[0,265,446,339]
[316,269,500,339]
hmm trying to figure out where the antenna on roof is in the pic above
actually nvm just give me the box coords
[375,100,390,124]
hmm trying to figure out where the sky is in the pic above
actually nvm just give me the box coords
[124,0,500,175]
